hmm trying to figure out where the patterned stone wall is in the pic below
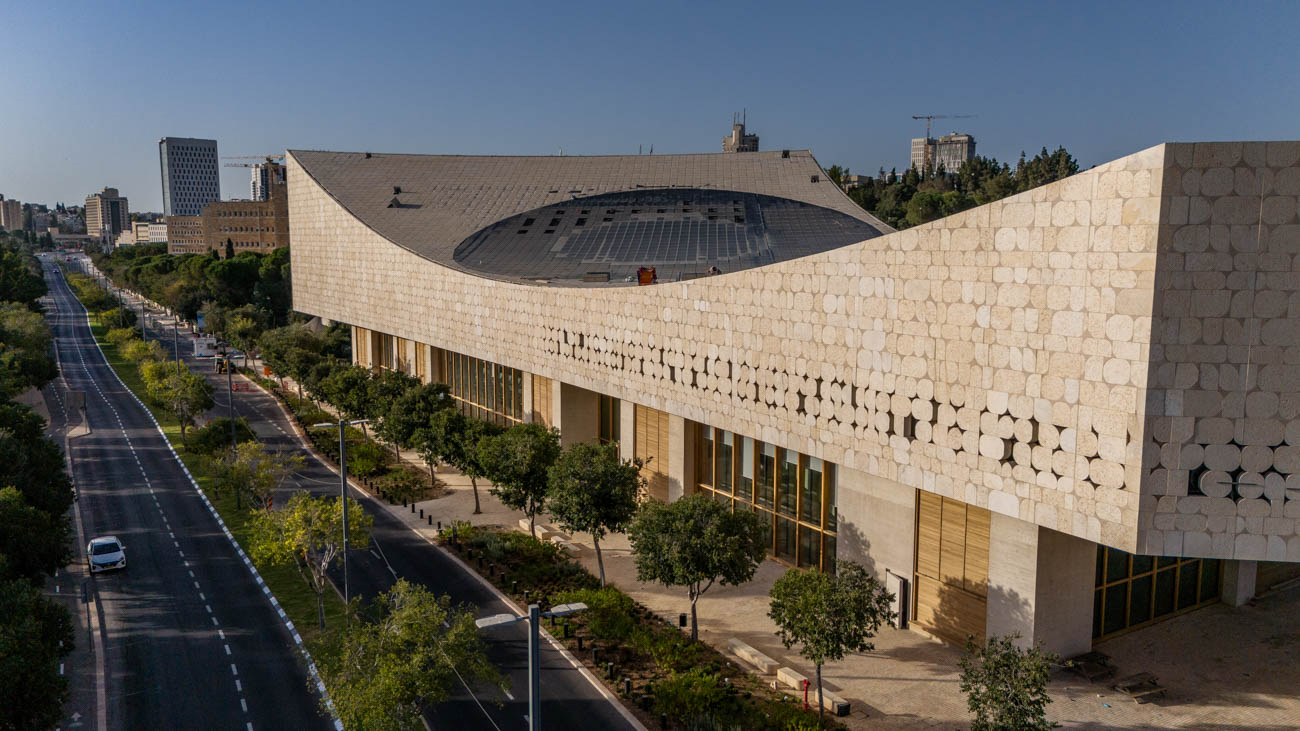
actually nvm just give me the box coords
[288,142,1299,557]
[1141,142,1300,560]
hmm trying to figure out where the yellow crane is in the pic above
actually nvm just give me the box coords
[911,114,976,172]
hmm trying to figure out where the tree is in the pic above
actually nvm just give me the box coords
[319,580,503,730]
[0,403,75,518]
[478,422,560,537]
[0,577,74,730]
[140,361,213,443]
[0,487,70,583]
[409,405,460,489]
[376,382,450,468]
[959,634,1059,731]
[0,246,47,306]
[547,442,641,587]
[627,494,765,640]
[227,314,262,368]
[443,417,502,515]
[321,364,375,425]
[367,369,419,431]
[210,441,305,510]
[122,338,164,364]
[0,302,57,400]
[250,492,373,631]
[767,561,894,717]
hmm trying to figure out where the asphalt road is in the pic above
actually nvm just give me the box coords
[79,255,639,730]
[41,256,332,731]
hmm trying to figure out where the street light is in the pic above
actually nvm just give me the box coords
[218,340,236,449]
[475,602,588,731]
[312,418,369,610]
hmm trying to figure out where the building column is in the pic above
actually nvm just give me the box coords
[1221,560,1257,607]
[834,468,915,584]
[986,514,1094,658]
[555,382,598,447]
[666,415,693,502]
[618,399,635,463]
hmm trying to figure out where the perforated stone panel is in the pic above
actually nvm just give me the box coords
[1140,142,1300,560]
[289,142,1300,558]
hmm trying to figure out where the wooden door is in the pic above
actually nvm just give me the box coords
[635,405,670,501]
[913,491,990,646]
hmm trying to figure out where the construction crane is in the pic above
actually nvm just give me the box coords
[911,114,976,172]
[222,154,284,169]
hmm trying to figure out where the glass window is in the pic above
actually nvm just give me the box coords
[823,534,836,572]
[753,506,772,550]
[1154,568,1176,616]
[1177,563,1200,609]
[697,426,713,487]
[824,465,837,534]
[798,525,820,569]
[778,450,798,517]
[1128,574,1153,626]
[1105,548,1129,584]
[1200,559,1221,602]
[757,443,775,509]
[776,518,796,562]
[716,431,733,494]
[802,456,823,527]
[739,437,754,502]
[1103,584,1127,636]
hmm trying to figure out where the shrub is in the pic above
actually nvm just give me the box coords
[554,587,636,642]
[379,469,426,503]
[631,624,702,673]
[345,439,390,478]
[188,417,257,456]
[105,327,138,347]
[650,669,742,726]
[122,338,164,364]
[100,307,137,328]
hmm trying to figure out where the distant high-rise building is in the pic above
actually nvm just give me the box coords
[159,137,220,216]
[722,114,759,153]
[250,161,285,201]
[85,187,130,241]
[0,195,21,232]
[910,132,976,173]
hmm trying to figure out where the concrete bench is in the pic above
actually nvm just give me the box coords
[775,667,851,717]
[517,518,532,534]
[727,638,778,674]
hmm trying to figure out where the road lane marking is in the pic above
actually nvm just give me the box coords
[206,604,213,614]
[241,698,247,713]
[231,664,239,676]
[225,645,231,655]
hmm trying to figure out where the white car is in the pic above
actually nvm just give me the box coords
[87,536,127,573]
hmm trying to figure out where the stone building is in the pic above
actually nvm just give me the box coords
[85,187,129,242]
[0,195,21,231]
[164,215,204,255]
[722,120,759,153]
[201,161,289,257]
[910,132,976,173]
[286,141,1300,657]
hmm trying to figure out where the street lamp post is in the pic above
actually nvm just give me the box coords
[313,418,368,612]
[173,318,181,375]
[220,341,236,449]
[475,602,589,731]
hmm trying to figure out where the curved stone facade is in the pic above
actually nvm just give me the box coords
[288,141,1300,561]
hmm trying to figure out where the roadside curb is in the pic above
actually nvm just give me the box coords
[66,276,345,731]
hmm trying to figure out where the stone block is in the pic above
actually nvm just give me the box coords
[726,638,778,675]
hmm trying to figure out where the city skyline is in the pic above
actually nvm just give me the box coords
[1,1,1296,210]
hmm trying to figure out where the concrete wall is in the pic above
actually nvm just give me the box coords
[986,514,1095,657]
[835,466,916,583]
[556,381,598,446]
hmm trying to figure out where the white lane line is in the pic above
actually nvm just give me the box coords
[59,663,64,676]
[199,592,206,601]
[188,570,195,577]
[241,698,248,713]
[504,689,514,700]
[206,604,213,614]
[225,644,231,655]
[211,617,219,626]
[219,630,226,640]
[230,663,239,677]
[235,679,242,692]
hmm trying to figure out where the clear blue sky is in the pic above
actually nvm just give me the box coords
[2,0,1296,211]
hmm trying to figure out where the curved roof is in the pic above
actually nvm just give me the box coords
[288,149,890,285]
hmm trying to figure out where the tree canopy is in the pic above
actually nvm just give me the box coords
[768,561,894,717]
[959,634,1059,731]
[547,442,642,587]
[627,494,765,639]
[478,422,560,537]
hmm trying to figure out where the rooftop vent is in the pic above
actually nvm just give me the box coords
[393,186,402,195]
[782,150,790,159]
[582,271,610,283]
[387,197,401,208]
[365,152,372,159]
[810,175,820,183]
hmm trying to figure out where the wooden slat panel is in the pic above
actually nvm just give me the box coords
[915,492,942,581]
[939,498,967,587]
[964,506,991,597]
[912,574,942,629]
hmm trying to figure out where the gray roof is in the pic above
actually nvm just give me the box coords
[289,149,891,285]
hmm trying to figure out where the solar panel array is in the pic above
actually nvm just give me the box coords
[454,188,880,283]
